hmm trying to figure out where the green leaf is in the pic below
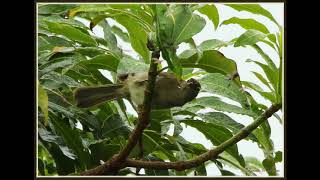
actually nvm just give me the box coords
[48,111,92,170]
[180,50,241,86]
[200,112,258,142]
[78,54,120,73]
[194,163,207,176]
[247,58,278,91]
[38,82,49,125]
[89,140,120,166]
[39,139,75,175]
[39,127,76,160]
[225,4,279,26]
[144,155,169,175]
[199,73,248,107]
[38,35,74,53]
[197,4,219,30]
[198,39,228,51]
[221,17,269,34]
[38,4,78,15]
[75,47,106,57]
[274,151,282,163]
[99,20,122,58]
[42,15,89,30]
[117,56,149,74]
[111,25,130,42]
[220,169,236,176]
[251,44,277,72]
[234,29,267,47]
[245,157,264,169]
[182,120,243,165]
[157,5,206,46]
[41,71,82,88]
[45,21,97,46]
[114,15,150,63]
[100,114,131,139]
[262,158,276,175]
[251,71,273,91]
[189,96,257,117]
[242,81,276,103]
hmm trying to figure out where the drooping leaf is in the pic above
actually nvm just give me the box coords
[200,112,258,142]
[198,39,228,52]
[114,15,150,63]
[89,140,120,166]
[221,17,269,34]
[198,4,219,30]
[194,163,207,176]
[225,4,279,26]
[38,4,78,15]
[274,151,282,163]
[180,50,241,86]
[42,15,89,30]
[157,4,206,47]
[48,111,92,170]
[77,54,120,73]
[111,25,130,42]
[117,56,149,74]
[242,81,276,103]
[182,120,243,165]
[199,73,248,107]
[234,29,267,47]
[98,20,122,58]
[262,158,276,175]
[38,82,49,125]
[45,21,97,46]
[100,114,131,139]
[189,96,257,117]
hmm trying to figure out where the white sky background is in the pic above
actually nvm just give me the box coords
[78,3,284,176]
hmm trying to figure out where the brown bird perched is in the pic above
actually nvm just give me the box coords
[74,72,201,109]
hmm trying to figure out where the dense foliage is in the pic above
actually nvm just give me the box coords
[37,3,283,176]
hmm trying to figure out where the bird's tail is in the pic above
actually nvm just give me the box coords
[74,84,125,108]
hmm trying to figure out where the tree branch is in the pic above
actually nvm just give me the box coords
[125,104,281,171]
[80,51,160,176]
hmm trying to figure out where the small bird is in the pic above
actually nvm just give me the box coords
[74,72,201,109]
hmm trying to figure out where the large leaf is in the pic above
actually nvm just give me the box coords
[221,17,269,34]
[38,4,78,15]
[246,58,278,91]
[197,4,219,30]
[39,139,75,175]
[200,112,258,142]
[242,81,276,103]
[182,120,243,165]
[234,29,267,47]
[114,15,150,63]
[180,50,240,85]
[77,54,120,73]
[250,44,278,76]
[45,21,97,46]
[38,82,49,125]
[100,114,131,139]
[89,140,120,166]
[225,4,279,26]
[39,127,76,160]
[188,96,257,117]
[199,73,248,107]
[198,39,228,52]
[111,25,130,42]
[117,56,149,74]
[48,111,92,170]
[99,20,122,58]
[157,4,206,46]
[41,15,89,30]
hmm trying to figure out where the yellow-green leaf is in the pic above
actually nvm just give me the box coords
[38,82,48,126]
